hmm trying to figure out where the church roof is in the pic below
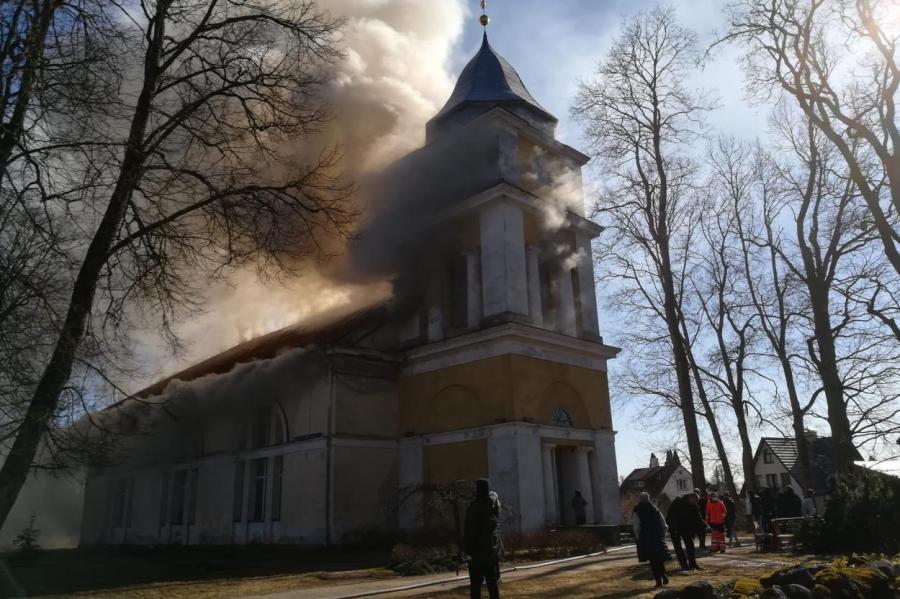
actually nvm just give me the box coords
[128,299,390,402]
[431,33,556,126]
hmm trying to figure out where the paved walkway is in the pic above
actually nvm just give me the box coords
[241,541,786,599]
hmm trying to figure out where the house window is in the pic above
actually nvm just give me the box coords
[271,455,284,522]
[763,449,774,464]
[766,474,778,488]
[780,473,791,488]
[551,407,574,427]
[187,468,199,525]
[159,472,171,527]
[249,458,268,522]
[756,475,763,489]
[170,470,187,525]
[232,461,245,523]
[635,481,645,488]
[676,479,687,492]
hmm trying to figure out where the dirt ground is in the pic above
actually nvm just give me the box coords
[419,555,779,599]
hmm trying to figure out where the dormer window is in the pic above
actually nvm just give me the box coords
[763,448,774,464]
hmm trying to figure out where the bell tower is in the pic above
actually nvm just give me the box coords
[395,19,621,534]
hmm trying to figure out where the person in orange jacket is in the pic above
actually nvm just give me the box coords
[705,492,728,553]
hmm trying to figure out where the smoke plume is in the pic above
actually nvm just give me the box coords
[139,0,467,379]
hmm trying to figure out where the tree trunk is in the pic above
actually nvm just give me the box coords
[0,0,170,529]
[808,282,855,473]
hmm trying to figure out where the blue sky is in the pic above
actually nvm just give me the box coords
[444,1,771,480]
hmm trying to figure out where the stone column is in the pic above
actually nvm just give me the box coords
[555,268,577,336]
[526,246,543,326]
[480,201,529,318]
[575,446,596,525]
[465,251,482,329]
[541,443,558,526]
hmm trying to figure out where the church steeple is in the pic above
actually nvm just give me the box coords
[426,31,557,140]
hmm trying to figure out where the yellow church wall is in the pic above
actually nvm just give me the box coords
[423,439,488,529]
[424,440,489,484]
[399,354,612,435]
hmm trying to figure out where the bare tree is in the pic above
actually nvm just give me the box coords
[0,0,351,528]
[725,0,900,316]
[573,7,715,488]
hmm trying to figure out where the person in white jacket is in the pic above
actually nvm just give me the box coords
[801,489,818,517]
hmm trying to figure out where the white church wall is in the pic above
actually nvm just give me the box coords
[592,431,621,525]
[331,441,398,543]
[279,445,328,545]
[333,373,398,438]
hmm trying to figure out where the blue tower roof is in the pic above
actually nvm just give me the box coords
[427,34,557,136]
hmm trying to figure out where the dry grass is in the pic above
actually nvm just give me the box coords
[26,569,396,599]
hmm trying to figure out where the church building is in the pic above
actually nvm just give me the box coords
[79,29,622,547]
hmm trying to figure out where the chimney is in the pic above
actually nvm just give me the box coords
[804,430,818,443]
[649,453,659,468]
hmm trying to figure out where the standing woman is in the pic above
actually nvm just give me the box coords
[633,492,671,588]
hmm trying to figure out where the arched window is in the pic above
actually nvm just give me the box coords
[248,404,287,449]
[551,407,574,427]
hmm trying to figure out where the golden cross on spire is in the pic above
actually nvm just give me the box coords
[479,0,490,29]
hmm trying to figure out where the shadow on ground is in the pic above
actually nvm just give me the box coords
[0,545,387,597]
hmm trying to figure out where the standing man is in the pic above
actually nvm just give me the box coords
[695,488,709,551]
[722,493,740,547]
[666,493,704,571]
[464,479,502,599]
[571,491,588,526]
[750,492,764,532]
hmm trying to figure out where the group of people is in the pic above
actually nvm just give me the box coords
[749,485,817,533]
[632,487,742,588]
[461,479,820,597]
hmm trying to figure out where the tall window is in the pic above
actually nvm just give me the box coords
[780,473,791,488]
[159,472,171,527]
[249,458,267,522]
[570,267,583,334]
[763,449,774,464]
[232,461,245,523]
[251,406,272,449]
[170,470,187,525]
[766,473,778,488]
[111,478,133,528]
[676,479,687,492]
[448,253,469,329]
[271,455,284,522]
[187,468,199,525]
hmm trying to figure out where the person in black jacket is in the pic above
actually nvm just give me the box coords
[633,492,671,588]
[464,479,502,599]
[666,493,704,571]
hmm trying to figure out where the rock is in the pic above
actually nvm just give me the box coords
[760,587,789,599]
[762,566,816,589]
[814,566,896,599]
[781,584,814,599]
[681,581,716,599]
[653,590,679,599]
[871,560,896,581]
[734,577,765,596]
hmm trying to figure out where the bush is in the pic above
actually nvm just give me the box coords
[11,516,40,561]
[387,542,459,576]
[796,469,900,554]
[501,529,605,561]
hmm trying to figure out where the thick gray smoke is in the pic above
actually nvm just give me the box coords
[137,0,468,380]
